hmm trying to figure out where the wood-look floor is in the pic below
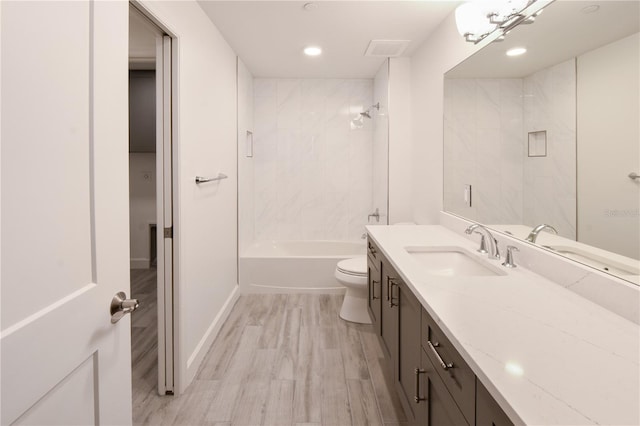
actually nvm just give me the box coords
[131,269,407,426]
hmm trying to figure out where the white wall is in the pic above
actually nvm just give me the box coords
[237,58,254,254]
[373,60,389,224]
[129,153,156,268]
[578,33,640,259]
[409,12,485,224]
[138,0,239,393]
[388,58,413,224]
[252,78,374,241]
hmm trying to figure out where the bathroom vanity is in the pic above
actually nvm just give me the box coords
[366,225,639,425]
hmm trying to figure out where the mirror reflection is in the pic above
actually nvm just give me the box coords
[444,0,639,284]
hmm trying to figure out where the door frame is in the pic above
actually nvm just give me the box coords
[129,1,181,396]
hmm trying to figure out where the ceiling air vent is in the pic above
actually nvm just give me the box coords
[364,40,411,57]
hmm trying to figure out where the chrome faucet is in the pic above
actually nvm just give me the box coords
[465,224,500,260]
[526,224,558,243]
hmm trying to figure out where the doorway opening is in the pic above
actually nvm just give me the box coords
[128,3,176,404]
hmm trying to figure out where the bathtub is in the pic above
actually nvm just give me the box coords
[239,240,366,293]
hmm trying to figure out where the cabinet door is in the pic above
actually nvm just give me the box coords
[423,349,469,426]
[476,379,514,426]
[396,280,424,424]
[380,260,399,361]
[367,254,382,334]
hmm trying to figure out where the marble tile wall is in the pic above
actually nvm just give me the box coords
[252,79,374,241]
[523,59,577,239]
[444,59,577,238]
[444,78,524,225]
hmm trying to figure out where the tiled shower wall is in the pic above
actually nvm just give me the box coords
[253,79,374,241]
[444,78,524,225]
[444,60,576,239]
[523,59,577,240]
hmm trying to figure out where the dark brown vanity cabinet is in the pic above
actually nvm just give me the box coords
[476,380,514,426]
[368,238,513,426]
[367,240,382,334]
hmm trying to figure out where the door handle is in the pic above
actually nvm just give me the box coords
[110,292,139,324]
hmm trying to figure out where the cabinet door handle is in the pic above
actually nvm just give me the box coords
[372,280,379,300]
[414,368,426,403]
[389,280,398,308]
[386,278,391,302]
[427,340,454,370]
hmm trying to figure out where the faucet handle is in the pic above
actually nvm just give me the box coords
[473,231,488,254]
[502,246,519,268]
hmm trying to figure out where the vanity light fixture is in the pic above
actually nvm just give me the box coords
[303,46,322,56]
[455,0,547,44]
[506,47,527,56]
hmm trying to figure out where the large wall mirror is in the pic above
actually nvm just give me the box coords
[444,0,639,285]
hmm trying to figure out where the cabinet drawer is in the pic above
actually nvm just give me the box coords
[367,238,379,262]
[422,308,475,425]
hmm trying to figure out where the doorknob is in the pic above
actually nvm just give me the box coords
[110,292,139,324]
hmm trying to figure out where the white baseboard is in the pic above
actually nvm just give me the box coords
[182,285,240,392]
[130,258,150,269]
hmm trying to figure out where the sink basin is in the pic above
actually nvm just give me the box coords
[544,245,640,276]
[405,246,507,277]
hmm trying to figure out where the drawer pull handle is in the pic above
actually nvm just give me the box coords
[372,280,379,300]
[414,368,426,403]
[427,340,454,370]
[368,243,377,255]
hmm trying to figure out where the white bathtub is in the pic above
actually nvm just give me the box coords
[239,240,366,293]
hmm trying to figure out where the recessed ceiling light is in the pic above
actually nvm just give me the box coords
[304,46,322,56]
[506,47,527,57]
[581,5,600,14]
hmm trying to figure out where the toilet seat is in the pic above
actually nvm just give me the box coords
[336,256,367,277]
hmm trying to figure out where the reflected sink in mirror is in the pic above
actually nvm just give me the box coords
[405,246,507,277]
[543,245,640,278]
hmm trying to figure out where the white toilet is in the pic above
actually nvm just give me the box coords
[335,256,371,324]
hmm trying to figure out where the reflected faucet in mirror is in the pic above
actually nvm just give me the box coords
[465,224,500,260]
[526,224,558,243]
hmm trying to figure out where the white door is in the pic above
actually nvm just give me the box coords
[1,1,132,425]
[156,34,175,395]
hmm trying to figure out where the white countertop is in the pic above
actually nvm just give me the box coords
[367,225,640,426]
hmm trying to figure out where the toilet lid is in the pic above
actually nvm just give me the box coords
[337,256,367,276]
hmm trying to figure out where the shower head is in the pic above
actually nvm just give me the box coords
[351,102,380,129]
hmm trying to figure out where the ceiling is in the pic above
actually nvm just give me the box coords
[446,0,640,78]
[197,1,459,78]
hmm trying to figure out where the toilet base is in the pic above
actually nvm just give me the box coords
[339,286,372,324]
